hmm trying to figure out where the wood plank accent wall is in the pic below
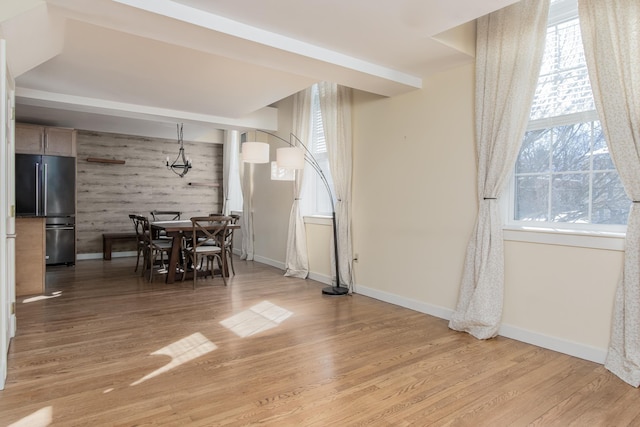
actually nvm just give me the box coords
[76,130,223,255]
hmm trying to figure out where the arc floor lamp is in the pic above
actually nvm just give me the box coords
[242,130,348,296]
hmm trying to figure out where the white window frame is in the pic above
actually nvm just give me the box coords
[301,84,335,218]
[504,0,627,250]
[227,145,243,213]
[226,133,244,213]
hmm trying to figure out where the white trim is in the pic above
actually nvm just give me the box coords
[16,88,278,132]
[250,255,331,284]
[77,251,137,260]
[498,323,606,364]
[308,271,331,285]
[112,0,422,91]
[303,215,332,226]
[354,283,607,365]
[503,226,625,251]
[60,253,615,365]
[82,249,245,261]
[252,255,285,271]
[355,284,455,321]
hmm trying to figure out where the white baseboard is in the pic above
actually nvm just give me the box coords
[308,271,331,285]
[355,284,455,321]
[77,251,136,260]
[251,256,333,285]
[497,324,606,364]
[77,253,608,364]
[354,283,607,365]
[252,255,285,271]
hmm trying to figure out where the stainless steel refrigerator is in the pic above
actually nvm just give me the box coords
[16,154,76,265]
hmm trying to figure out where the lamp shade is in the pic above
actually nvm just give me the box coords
[276,147,305,169]
[241,142,270,163]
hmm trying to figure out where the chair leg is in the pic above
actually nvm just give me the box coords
[134,247,141,272]
[148,250,154,283]
[182,253,191,283]
[141,247,149,278]
[149,249,160,283]
[218,254,227,286]
[193,255,198,290]
[227,248,235,275]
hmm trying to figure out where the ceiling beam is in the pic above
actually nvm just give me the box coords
[16,87,278,130]
[112,0,423,91]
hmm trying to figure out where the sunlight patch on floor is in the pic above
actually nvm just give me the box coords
[130,332,217,386]
[22,291,62,304]
[220,301,293,338]
[8,406,52,427]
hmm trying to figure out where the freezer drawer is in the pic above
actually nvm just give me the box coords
[46,226,75,265]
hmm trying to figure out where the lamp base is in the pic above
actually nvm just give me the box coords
[322,286,349,296]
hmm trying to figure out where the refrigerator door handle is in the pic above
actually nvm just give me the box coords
[35,162,40,216]
[43,162,48,216]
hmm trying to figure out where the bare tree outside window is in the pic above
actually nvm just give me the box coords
[512,0,629,229]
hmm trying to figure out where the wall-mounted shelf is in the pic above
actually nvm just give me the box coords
[86,157,126,164]
[188,182,220,187]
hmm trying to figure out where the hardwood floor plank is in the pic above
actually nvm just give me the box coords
[0,257,637,426]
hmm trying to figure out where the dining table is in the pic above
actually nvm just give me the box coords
[151,220,240,284]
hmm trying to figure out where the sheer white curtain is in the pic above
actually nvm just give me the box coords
[318,82,353,289]
[222,130,239,216]
[239,153,254,261]
[285,88,312,278]
[449,0,549,339]
[579,0,640,387]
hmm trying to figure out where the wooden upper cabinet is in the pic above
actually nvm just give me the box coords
[15,124,44,154]
[16,123,77,157]
[45,127,77,157]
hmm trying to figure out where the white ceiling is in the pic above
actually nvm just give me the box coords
[0,0,519,142]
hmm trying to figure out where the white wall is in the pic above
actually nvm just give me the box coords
[251,62,622,363]
[352,64,477,309]
[250,97,296,268]
[351,62,622,362]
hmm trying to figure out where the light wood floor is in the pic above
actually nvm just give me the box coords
[1,257,638,426]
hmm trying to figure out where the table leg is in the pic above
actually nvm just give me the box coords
[217,234,229,277]
[165,233,182,284]
[103,237,112,260]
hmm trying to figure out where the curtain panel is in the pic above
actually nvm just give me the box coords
[222,130,238,216]
[318,82,354,289]
[579,0,640,387]
[239,158,254,261]
[285,88,312,278]
[449,0,550,339]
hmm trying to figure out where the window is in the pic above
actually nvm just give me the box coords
[301,84,335,216]
[509,0,629,233]
[227,132,243,212]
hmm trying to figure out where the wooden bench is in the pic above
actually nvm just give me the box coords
[102,232,138,260]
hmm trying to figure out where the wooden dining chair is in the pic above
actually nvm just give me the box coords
[223,214,240,275]
[208,213,239,274]
[183,216,230,289]
[150,210,182,239]
[137,214,173,282]
[150,210,181,221]
[129,214,146,273]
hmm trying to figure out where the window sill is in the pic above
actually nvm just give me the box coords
[304,215,332,226]
[503,226,625,251]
